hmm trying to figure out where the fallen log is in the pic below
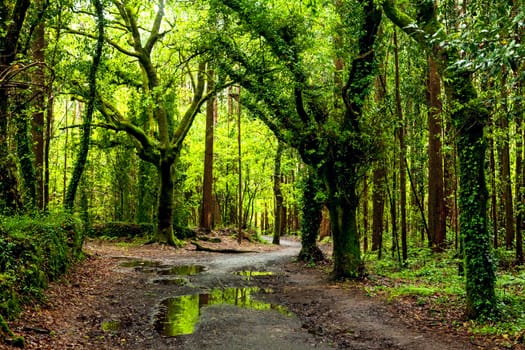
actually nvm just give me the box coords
[190,241,257,254]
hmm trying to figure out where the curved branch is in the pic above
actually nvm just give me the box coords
[144,0,165,54]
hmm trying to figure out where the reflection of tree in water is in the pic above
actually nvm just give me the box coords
[155,287,289,336]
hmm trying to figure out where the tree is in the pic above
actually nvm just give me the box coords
[64,0,104,211]
[298,167,325,262]
[0,0,31,213]
[383,0,497,319]
[200,69,216,231]
[212,0,382,278]
[426,54,446,251]
[66,1,227,245]
[273,141,284,245]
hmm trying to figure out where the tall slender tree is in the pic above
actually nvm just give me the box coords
[200,69,216,231]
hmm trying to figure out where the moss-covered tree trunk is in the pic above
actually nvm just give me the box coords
[451,79,496,319]
[0,0,31,214]
[0,94,21,213]
[298,168,324,262]
[65,0,104,211]
[324,168,362,279]
[156,154,180,246]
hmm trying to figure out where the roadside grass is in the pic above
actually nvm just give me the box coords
[362,247,525,345]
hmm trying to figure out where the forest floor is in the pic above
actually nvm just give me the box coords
[3,233,520,349]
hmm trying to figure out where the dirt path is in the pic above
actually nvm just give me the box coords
[4,238,491,349]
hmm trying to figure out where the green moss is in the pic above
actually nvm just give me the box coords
[0,212,83,327]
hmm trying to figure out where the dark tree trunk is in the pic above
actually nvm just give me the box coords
[394,30,407,261]
[455,104,496,319]
[427,56,446,251]
[498,109,514,250]
[298,168,324,262]
[273,142,284,245]
[156,156,179,245]
[324,167,363,279]
[32,10,46,210]
[362,175,369,252]
[516,114,524,264]
[200,70,216,230]
[15,101,37,210]
[65,0,104,210]
[372,164,386,254]
[489,124,498,247]
[0,0,31,213]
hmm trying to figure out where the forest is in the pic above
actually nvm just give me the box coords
[1,0,525,348]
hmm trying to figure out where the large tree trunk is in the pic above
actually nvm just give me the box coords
[298,168,324,262]
[156,156,179,246]
[0,0,31,213]
[323,164,363,279]
[325,181,362,279]
[454,98,496,319]
[427,56,446,251]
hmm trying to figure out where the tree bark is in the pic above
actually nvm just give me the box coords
[324,167,363,279]
[273,142,284,245]
[394,29,407,261]
[65,0,104,210]
[200,70,216,230]
[427,55,446,251]
[489,124,498,247]
[498,103,514,250]
[156,156,180,245]
[32,6,46,210]
[298,168,324,262]
[372,165,386,255]
[0,0,31,213]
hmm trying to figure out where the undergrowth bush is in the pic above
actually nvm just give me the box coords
[0,212,83,321]
[90,222,154,238]
[366,246,525,344]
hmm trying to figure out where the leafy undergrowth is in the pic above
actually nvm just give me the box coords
[0,212,83,347]
[362,247,525,349]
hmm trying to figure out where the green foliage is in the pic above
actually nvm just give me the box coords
[0,213,82,320]
[90,222,154,238]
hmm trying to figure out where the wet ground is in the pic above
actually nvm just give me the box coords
[4,237,500,349]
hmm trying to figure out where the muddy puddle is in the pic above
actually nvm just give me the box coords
[154,287,290,336]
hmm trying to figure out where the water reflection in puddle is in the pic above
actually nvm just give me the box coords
[154,287,290,336]
[235,270,274,280]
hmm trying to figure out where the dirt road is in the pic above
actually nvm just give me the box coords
[7,237,483,349]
